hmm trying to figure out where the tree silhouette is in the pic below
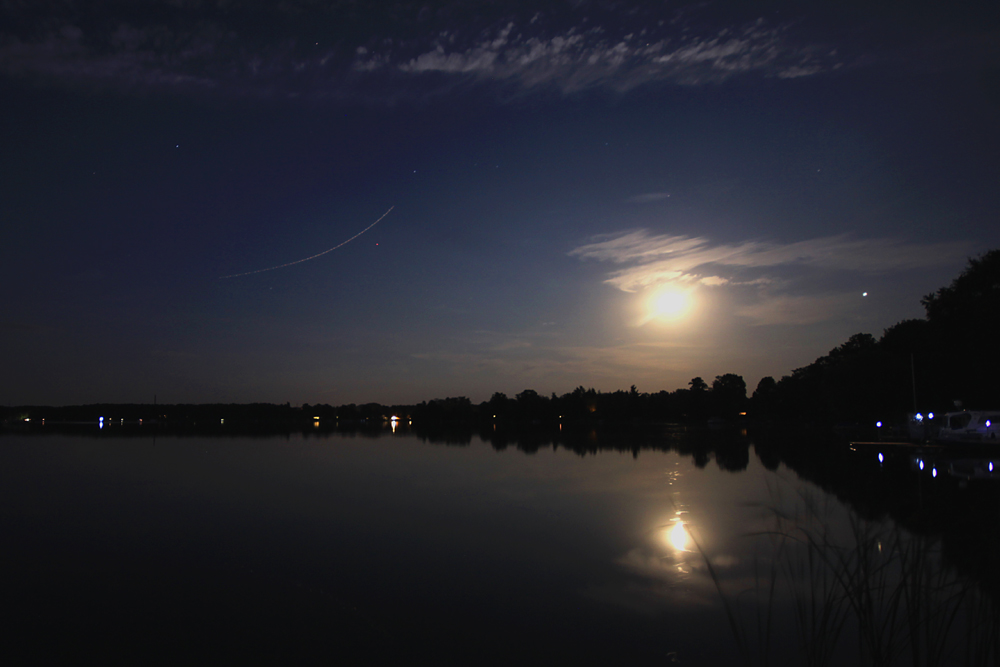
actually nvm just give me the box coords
[921,249,1000,407]
[751,376,777,418]
[711,373,747,419]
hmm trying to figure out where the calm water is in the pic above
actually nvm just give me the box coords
[2,428,998,665]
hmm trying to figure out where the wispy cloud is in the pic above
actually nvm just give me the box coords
[0,3,836,100]
[571,230,967,291]
[412,333,698,391]
[0,2,977,100]
[626,193,672,204]
[570,229,969,325]
[362,18,833,93]
[734,294,860,326]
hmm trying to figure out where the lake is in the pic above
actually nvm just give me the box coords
[2,426,998,665]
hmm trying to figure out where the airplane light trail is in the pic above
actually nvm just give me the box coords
[220,206,393,279]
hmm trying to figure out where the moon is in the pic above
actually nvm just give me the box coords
[647,287,693,321]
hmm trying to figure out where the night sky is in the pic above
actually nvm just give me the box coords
[3,1,998,406]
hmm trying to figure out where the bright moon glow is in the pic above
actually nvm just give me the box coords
[655,291,687,315]
[647,287,693,322]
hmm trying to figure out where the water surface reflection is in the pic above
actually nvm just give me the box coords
[0,427,997,665]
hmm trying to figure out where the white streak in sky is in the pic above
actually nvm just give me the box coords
[219,206,393,279]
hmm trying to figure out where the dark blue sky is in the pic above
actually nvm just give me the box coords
[3,1,999,405]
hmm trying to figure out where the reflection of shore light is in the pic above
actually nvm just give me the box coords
[669,521,688,552]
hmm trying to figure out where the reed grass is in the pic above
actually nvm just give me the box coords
[690,476,998,666]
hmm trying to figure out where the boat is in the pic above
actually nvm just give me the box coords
[935,410,1000,444]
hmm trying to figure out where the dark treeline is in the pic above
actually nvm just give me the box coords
[4,250,998,431]
[754,248,1000,425]
[0,377,756,430]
